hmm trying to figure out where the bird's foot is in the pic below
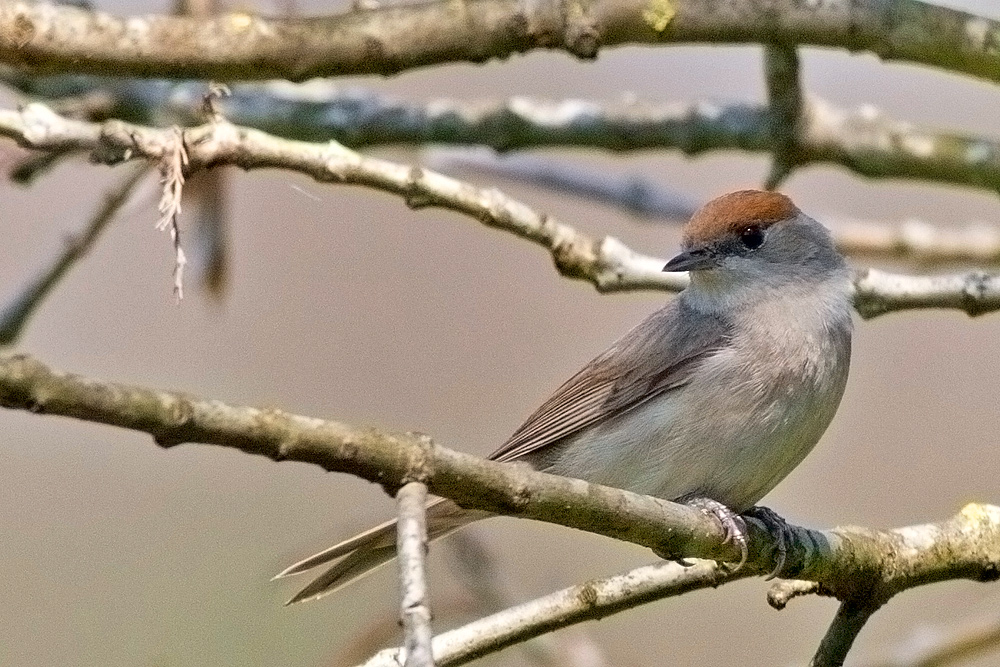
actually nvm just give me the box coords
[684,497,748,570]
[742,505,794,580]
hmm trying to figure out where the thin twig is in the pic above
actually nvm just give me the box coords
[446,531,610,667]
[813,600,886,667]
[397,481,435,667]
[362,560,736,667]
[8,145,78,183]
[424,147,696,221]
[0,163,149,345]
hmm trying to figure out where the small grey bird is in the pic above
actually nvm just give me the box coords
[277,190,854,603]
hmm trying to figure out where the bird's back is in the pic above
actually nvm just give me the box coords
[525,278,852,512]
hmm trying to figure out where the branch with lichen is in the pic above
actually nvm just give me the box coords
[3,0,1000,85]
[13,72,1000,268]
[0,351,996,667]
[2,102,999,318]
[9,71,1000,204]
[361,496,1000,667]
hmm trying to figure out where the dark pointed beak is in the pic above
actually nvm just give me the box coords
[663,247,717,272]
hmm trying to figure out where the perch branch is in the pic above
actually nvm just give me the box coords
[0,353,997,665]
[3,0,1000,84]
[3,103,1000,317]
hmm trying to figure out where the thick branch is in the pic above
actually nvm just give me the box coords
[2,103,1000,317]
[2,0,1000,84]
[1,352,999,588]
[0,351,742,563]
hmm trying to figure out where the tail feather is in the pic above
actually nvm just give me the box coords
[285,542,400,604]
[274,518,398,579]
[278,499,487,604]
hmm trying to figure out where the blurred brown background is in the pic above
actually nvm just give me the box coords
[2,1,1000,665]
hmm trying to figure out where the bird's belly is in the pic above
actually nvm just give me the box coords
[540,369,844,512]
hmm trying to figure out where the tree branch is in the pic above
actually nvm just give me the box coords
[813,599,886,667]
[0,351,742,564]
[0,350,994,588]
[3,103,1000,317]
[367,504,1000,667]
[3,0,1000,84]
[0,352,997,666]
[10,72,1000,205]
[429,149,1000,267]
[397,481,435,667]
[361,560,740,667]
[425,148,697,221]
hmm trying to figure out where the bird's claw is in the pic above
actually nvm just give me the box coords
[743,505,794,580]
[684,497,749,570]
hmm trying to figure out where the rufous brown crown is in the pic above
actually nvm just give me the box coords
[683,190,799,246]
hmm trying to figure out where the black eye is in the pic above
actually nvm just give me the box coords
[739,226,764,250]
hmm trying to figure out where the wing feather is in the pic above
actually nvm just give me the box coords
[490,299,729,463]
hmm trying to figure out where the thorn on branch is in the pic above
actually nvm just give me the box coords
[202,82,231,123]
[405,166,435,209]
[767,579,822,610]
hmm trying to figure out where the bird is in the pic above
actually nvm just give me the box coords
[276,189,854,604]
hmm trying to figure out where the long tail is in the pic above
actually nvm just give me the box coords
[275,499,487,604]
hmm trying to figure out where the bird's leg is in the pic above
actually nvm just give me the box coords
[741,505,794,580]
[682,496,749,570]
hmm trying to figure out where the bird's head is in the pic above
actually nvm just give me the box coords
[664,190,847,295]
